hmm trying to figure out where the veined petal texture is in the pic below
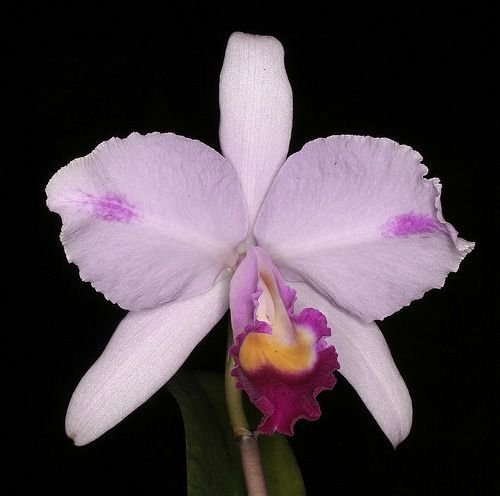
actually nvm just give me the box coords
[219,32,293,230]
[47,132,247,311]
[66,278,230,446]
[255,135,474,322]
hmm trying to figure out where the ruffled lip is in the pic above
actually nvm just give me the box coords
[231,308,339,436]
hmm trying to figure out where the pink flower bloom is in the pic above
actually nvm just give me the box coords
[46,32,473,447]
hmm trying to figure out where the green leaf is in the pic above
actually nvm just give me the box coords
[258,434,306,495]
[167,371,246,495]
[168,371,306,496]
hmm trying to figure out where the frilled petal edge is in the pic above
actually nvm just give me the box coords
[255,135,474,322]
[47,132,247,311]
[65,278,230,446]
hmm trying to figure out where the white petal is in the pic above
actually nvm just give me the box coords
[294,282,412,447]
[65,278,229,446]
[219,32,293,230]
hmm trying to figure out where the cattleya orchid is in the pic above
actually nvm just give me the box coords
[47,32,473,448]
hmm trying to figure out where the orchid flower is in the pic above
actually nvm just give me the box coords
[47,32,473,448]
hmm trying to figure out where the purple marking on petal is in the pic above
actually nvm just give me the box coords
[382,213,441,237]
[86,193,138,223]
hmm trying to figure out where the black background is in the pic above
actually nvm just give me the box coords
[13,3,496,495]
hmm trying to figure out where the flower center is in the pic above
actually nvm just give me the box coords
[240,267,315,372]
[228,246,339,435]
[239,326,315,373]
[255,269,295,341]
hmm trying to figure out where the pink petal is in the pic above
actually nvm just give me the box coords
[294,282,412,447]
[47,132,247,311]
[219,32,293,231]
[255,135,474,322]
[65,279,230,446]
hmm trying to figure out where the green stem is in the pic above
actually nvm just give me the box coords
[225,327,268,496]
